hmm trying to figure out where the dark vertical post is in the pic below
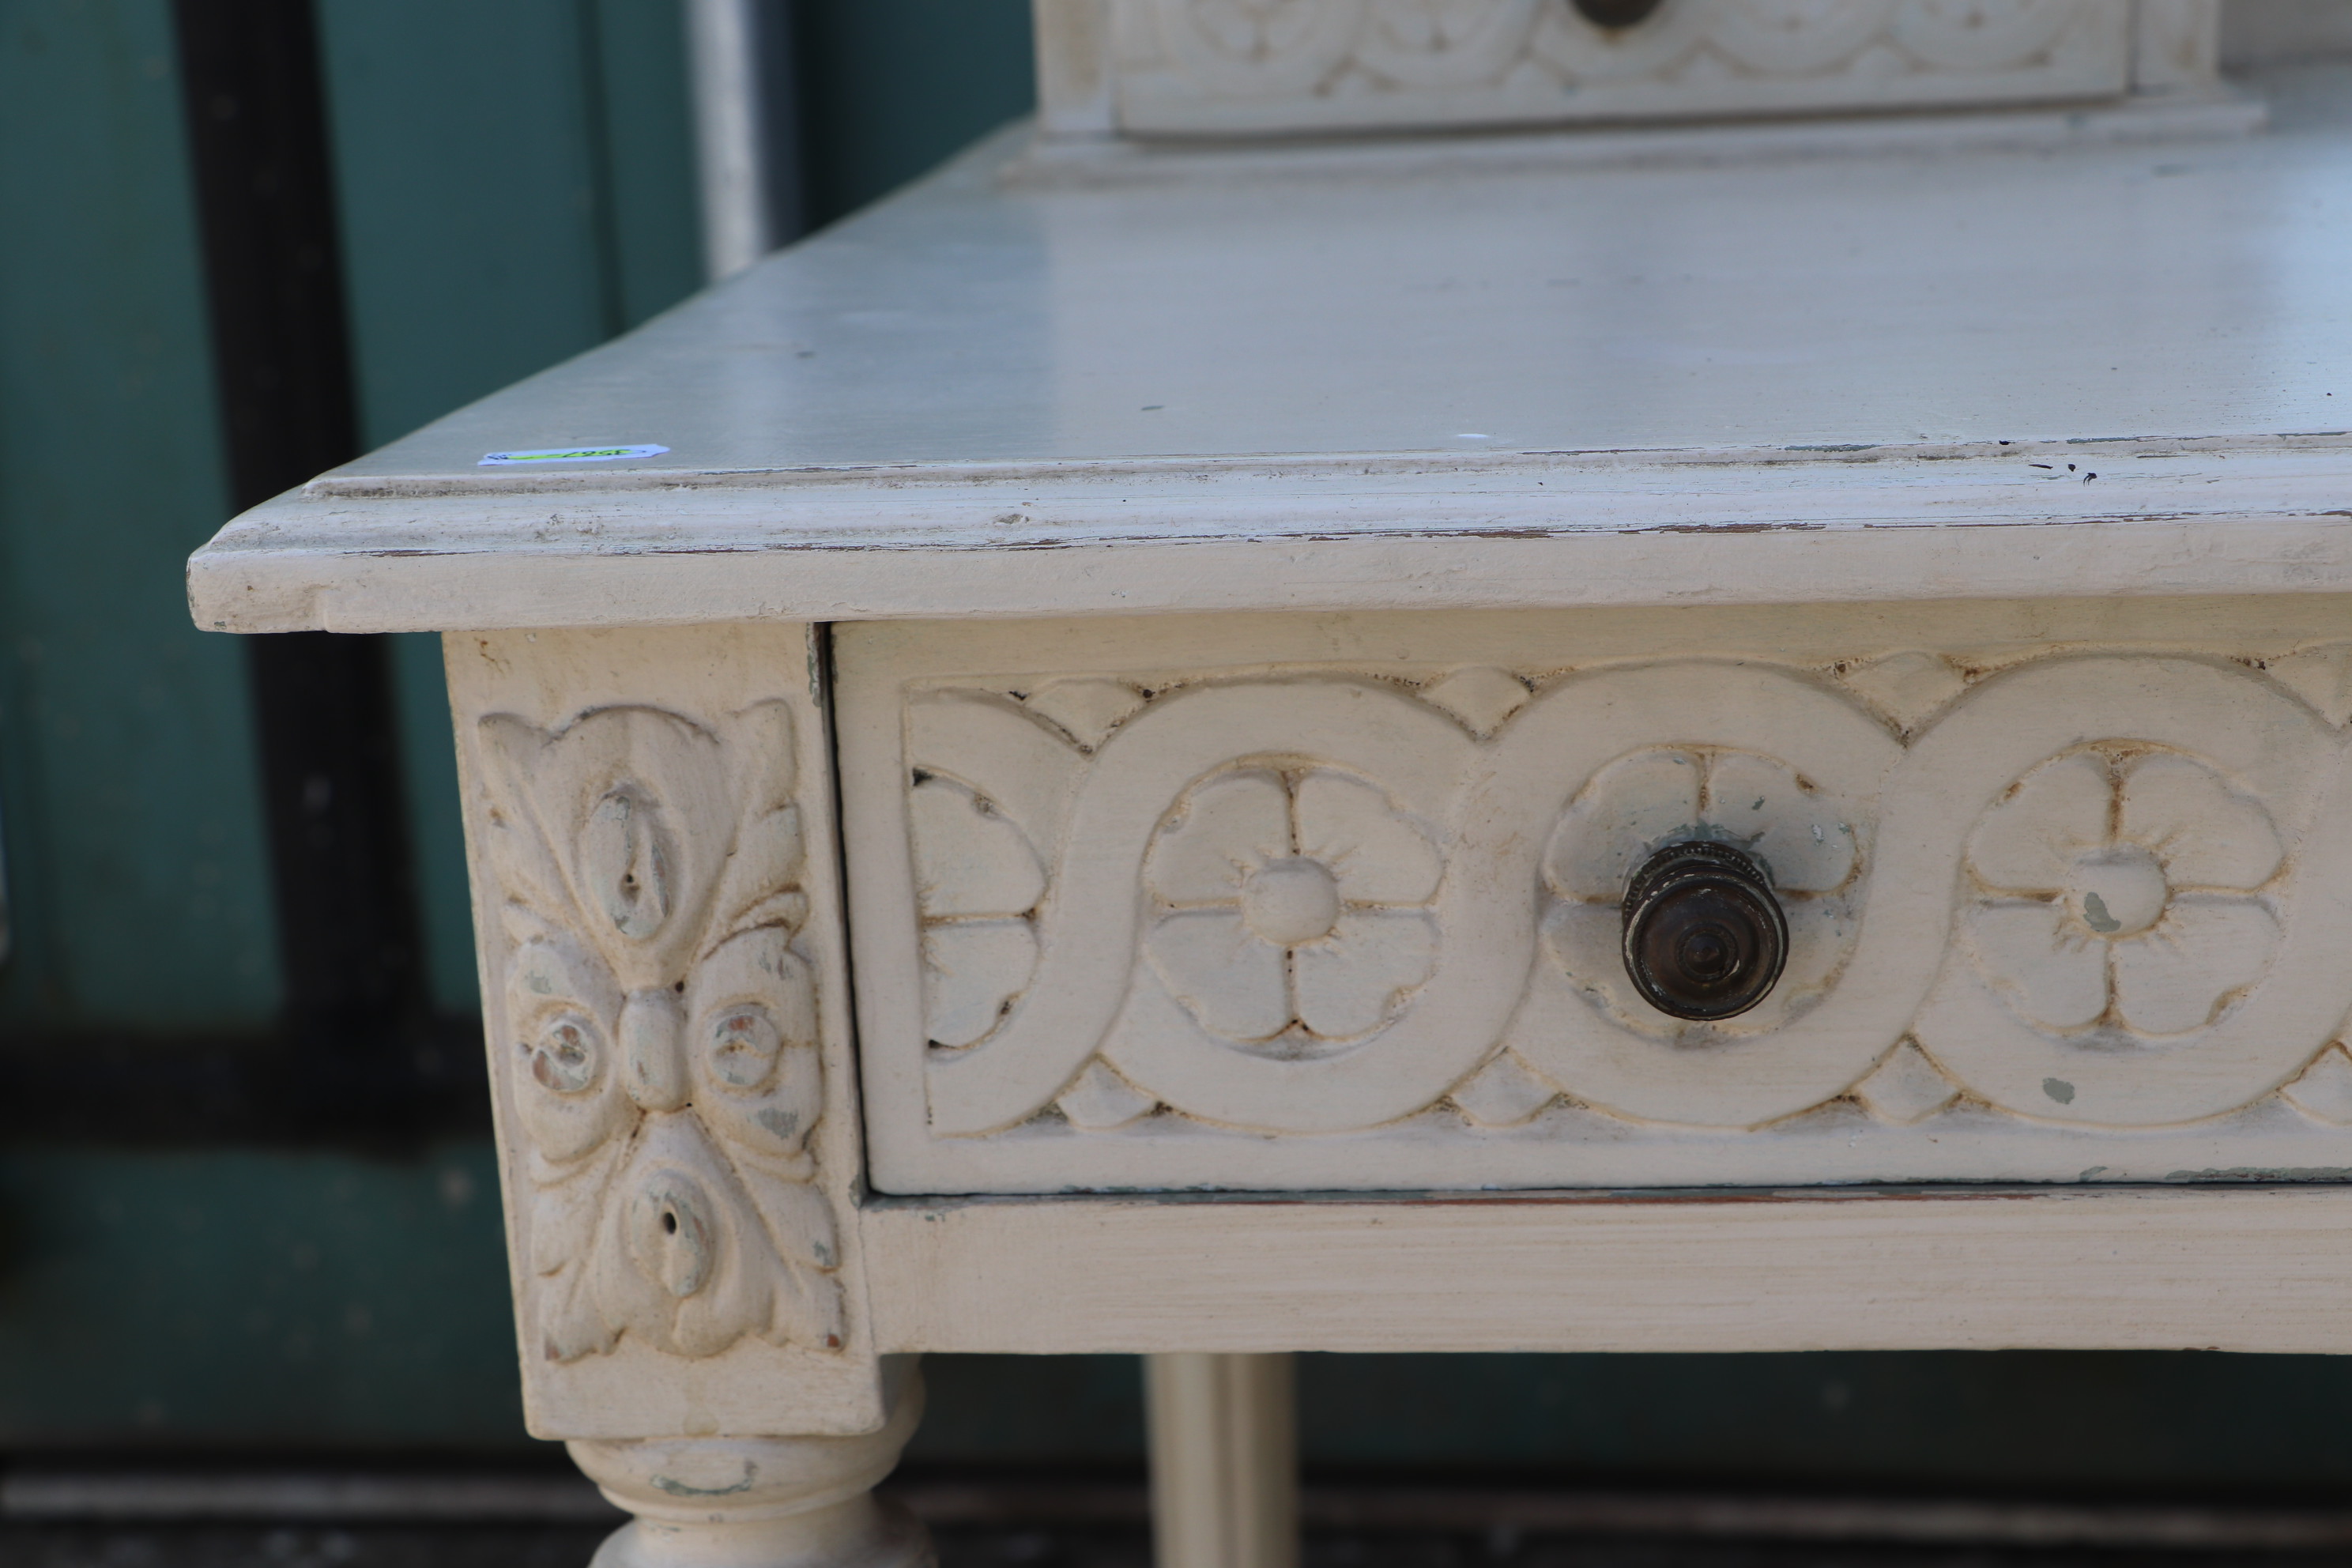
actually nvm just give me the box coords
[170,0,424,1070]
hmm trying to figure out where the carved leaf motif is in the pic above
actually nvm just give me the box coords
[1057,1061,1159,1129]
[910,779,1045,918]
[1967,752,2109,892]
[1023,678,1147,751]
[586,1113,835,1360]
[1961,748,2285,1043]
[1357,0,1541,87]
[2118,756,2282,890]
[1546,750,1701,902]
[484,707,735,989]
[530,1147,622,1279]
[581,789,672,939]
[1450,1050,1559,1128]
[688,927,824,1173]
[479,700,841,1364]
[1146,770,1291,904]
[2282,1046,2352,1125]
[710,701,804,947]
[1293,910,1438,1038]
[1419,666,1530,736]
[507,933,630,1163]
[1966,900,2107,1030]
[1894,0,2075,70]
[1852,1042,1961,1125]
[1705,752,1854,894]
[1713,0,1897,73]
[1296,773,1442,906]
[2109,899,2278,1036]
[1160,0,1363,81]
[530,1146,626,1363]
[709,807,807,945]
[923,920,1040,1050]
[1147,910,1292,1041]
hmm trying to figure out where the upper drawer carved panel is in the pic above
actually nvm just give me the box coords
[1102,0,2138,135]
[838,612,2352,1195]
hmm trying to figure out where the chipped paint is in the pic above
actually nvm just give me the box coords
[651,1464,757,1498]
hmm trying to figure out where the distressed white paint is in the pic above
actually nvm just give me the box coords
[447,625,888,1443]
[858,1186,2352,1354]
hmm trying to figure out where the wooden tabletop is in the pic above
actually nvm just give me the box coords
[190,64,2352,632]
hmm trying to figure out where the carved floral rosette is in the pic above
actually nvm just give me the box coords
[479,701,842,1364]
[901,652,2352,1147]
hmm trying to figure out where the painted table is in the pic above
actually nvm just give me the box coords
[190,6,2352,1563]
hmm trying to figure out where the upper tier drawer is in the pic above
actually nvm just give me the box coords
[1052,0,2189,138]
[840,600,2352,1196]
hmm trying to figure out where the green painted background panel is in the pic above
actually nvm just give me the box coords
[914,1351,2352,1496]
[1298,1352,2352,1493]
[795,0,1035,227]
[0,1142,531,1448]
[390,631,477,1016]
[316,0,614,450]
[590,0,706,323]
[0,0,282,1031]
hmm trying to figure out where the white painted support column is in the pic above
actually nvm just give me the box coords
[683,0,786,280]
[1144,1352,1299,1568]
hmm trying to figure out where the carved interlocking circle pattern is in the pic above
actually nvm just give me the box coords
[901,656,2352,1144]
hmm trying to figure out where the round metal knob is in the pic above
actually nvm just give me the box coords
[1573,0,1666,28]
[1621,841,1787,1021]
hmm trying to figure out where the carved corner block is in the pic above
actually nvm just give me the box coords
[448,625,887,1441]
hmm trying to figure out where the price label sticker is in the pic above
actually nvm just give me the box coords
[479,443,669,466]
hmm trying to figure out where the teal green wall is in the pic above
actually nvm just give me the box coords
[916,1351,2352,1494]
[0,1144,525,1449]
[0,0,708,1446]
[796,0,1037,226]
[315,0,705,1017]
[0,0,282,1034]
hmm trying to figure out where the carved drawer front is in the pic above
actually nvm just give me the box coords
[1095,0,2160,138]
[841,605,2352,1197]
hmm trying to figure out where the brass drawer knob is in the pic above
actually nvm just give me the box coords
[1573,0,1666,28]
[1621,841,1788,1021]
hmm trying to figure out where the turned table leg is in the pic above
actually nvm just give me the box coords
[1145,1352,1299,1568]
[569,1360,933,1568]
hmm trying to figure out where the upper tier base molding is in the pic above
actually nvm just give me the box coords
[1033,0,2222,138]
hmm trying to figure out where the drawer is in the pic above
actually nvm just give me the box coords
[840,599,2352,1195]
[1095,0,2140,138]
